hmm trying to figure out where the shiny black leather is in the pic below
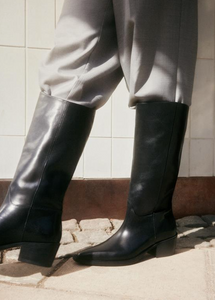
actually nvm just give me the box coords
[0,92,95,250]
[73,101,189,266]
[73,207,177,265]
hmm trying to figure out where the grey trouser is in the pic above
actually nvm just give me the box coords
[39,0,198,109]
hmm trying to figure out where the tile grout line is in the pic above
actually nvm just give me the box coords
[54,0,57,28]
[24,0,27,136]
[0,43,213,62]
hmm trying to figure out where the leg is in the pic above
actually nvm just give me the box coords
[113,0,198,107]
[39,0,122,109]
[0,0,122,267]
[73,0,198,266]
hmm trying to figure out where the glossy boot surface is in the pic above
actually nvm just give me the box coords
[0,92,95,267]
[73,101,189,266]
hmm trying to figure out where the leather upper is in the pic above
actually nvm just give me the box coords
[0,93,95,246]
[73,101,189,265]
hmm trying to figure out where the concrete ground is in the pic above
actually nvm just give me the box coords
[0,215,215,300]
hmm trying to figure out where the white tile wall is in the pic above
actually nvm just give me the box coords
[112,80,135,138]
[191,59,214,139]
[27,0,55,49]
[90,99,112,138]
[0,1,214,179]
[0,137,25,178]
[84,138,111,178]
[0,47,25,136]
[0,0,25,46]
[178,139,189,177]
[197,0,214,59]
[26,49,50,131]
[190,139,214,176]
[73,155,84,178]
[56,0,64,23]
[112,138,134,178]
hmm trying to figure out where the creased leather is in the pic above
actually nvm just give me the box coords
[128,101,189,215]
[73,207,176,263]
[0,92,95,247]
[73,101,188,265]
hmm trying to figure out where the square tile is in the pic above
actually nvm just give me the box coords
[0,47,25,135]
[56,0,65,24]
[27,0,55,48]
[178,138,189,177]
[197,0,214,59]
[26,49,50,132]
[185,111,190,139]
[190,139,213,176]
[73,155,84,178]
[112,79,135,138]
[191,59,214,139]
[0,0,25,46]
[84,138,111,178]
[0,136,25,179]
[112,138,133,178]
[90,99,112,138]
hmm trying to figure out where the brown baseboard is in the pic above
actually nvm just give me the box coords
[0,178,215,221]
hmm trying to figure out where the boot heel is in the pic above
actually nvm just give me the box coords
[19,242,60,267]
[149,236,177,258]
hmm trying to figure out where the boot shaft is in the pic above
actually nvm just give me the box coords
[128,101,189,215]
[5,93,95,211]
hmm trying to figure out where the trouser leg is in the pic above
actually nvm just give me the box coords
[113,0,198,107]
[39,0,123,109]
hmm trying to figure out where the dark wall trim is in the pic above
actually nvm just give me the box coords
[0,178,215,221]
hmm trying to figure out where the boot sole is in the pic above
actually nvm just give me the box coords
[0,242,60,267]
[73,235,177,266]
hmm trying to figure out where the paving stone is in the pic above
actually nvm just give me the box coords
[176,237,203,249]
[176,229,184,238]
[79,218,112,232]
[73,230,110,245]
[195,241,212,249]
[60,231,74,245]
[177,227,204,237]
[176,216,208,228]
[185,227,215,239]
[110,219,123,230]
[0,259,62,286]
[3,249,20,263]
[62,219,80,232]
[44,250,208,300]
[0,251,3,264]
[201,215,215,227]
[56,243,89,258]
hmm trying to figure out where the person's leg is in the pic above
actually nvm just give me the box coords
[0,0,122,267]
[113,0,198,107]
[39,0,122,109]
[73,0,198,266]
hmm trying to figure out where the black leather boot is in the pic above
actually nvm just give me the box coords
[72,101,189,266]
[0,92,95,267]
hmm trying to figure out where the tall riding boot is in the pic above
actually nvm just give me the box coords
[73,101,189,266]
[0,92,95,267]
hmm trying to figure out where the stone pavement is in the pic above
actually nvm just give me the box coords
[0,215,215,299]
